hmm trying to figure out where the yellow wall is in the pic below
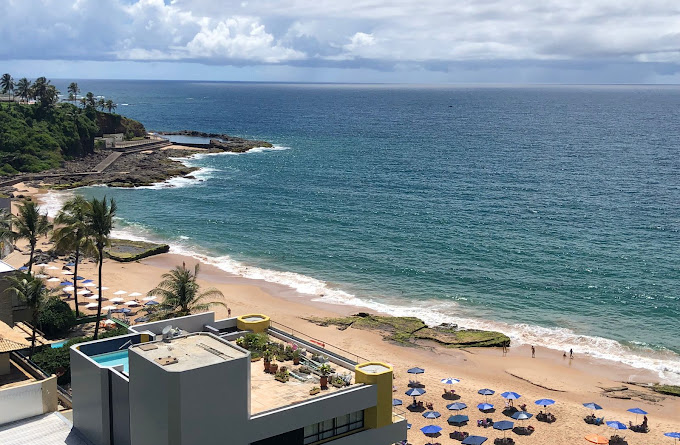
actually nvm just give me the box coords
[355,362,393,428]
[236,314,270,333]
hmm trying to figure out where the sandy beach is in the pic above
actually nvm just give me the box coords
[4,184,679,445]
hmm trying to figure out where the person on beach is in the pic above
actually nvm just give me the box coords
[531,345,535,358]
[228,307,232,317]
[570,348,573,358]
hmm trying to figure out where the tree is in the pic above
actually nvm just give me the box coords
[13,200,51,273]
[85,92,95,109]
[6,273,50,356]
[79,97,87,108]
[148,263,225,318]
[38,296,76,339]
[1,73,14,102]
[0,209,15,254]
[97,98,106,111]
[53,197,94,317]
[67,82,80,105]
[16,77,31,103]
[105,99,116,113]
[31,77,49,101]
[87,197,116,340]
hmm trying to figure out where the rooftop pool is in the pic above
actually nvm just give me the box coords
[91,350,130,374]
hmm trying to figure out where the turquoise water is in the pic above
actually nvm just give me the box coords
[91,350,130,374]
[51,340,67,349]
[46,81,680,383]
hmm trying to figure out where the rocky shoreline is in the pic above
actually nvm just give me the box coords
[4,131,274,191]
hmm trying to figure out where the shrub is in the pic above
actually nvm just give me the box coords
[38,297,76,339]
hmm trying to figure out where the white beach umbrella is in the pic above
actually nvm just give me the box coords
[102,305,117,311]
[109,297,125,303]
[142,296,157,301]
[97,286,109,291]
[83,282,97,287]
[34,273,49,278]
[36,263,50,267]
[62,270,74,275]
[125,300,140,306]
[86,295,100,300]
[47,277,61,282]
[77,289,91,295]
[113,290,127,295]
[103,319,116,325]
[85,302,98,309]
[128,292,143,297]
[63,286,75,292]
[48,266,59,270]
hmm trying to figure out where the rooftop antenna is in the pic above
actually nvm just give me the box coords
[162,325,173,342]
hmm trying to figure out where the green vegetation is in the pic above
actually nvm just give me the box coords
[5,273,51,356]
[32,327,127,385]
[104,238,169,262]
[89,197,117,340]
[147,263,225,319]
[306,313,510,348]
[653,384,680,397]
[37,297,77,339]
[12,199,51,272]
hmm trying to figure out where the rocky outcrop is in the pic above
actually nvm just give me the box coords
[105,239,170,262]
[157,130,273,152]
[96,112,146,138]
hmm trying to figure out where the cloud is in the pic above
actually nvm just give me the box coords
[0,0,679,77]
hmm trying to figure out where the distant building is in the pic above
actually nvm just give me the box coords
[70,312,407,445]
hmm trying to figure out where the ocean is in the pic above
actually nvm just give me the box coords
[48,80,680,383]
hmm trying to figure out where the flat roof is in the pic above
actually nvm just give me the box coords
[0,413,93,445]
[130,333,246,372]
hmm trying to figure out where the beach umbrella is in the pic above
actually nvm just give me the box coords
[82,279,93,283]
[422,411,441,419]
[606,421,627,431]
[134,316,149,323]
[103,319,116,325]
[405,387,426,404]
[420,425,442,436]
[142,295,157,301]
[77,289,91,295]
[128,292,143,297]
[408,367,425,374]
[501,391,521,400]
[75,276,85,280]
[441,377,460,386]
[83,282,97,287]
[109,297,125,303]
[85,302,98,309]
[535,398,555,408]
[19,266,28,271]
[62,270,74,275]
[477,403,494,412]
[447,414,469,427]
[392,399,402,406]
[144,300,159,306]
[60,281,73,286]
[461,435,487,445]
[125,300,140,306]
[102,305,117,311]
[665,432,680,445]
[97,286,109,291]
[584,434,609,444]
[511,411,533,421]
[113,290,127,295]
[446,402,467,411]
[34,273,49,278]
[36,263,49,267]
[478,388,495,401]
[47,277,60,282]
[493,420,514,439]
[48,266,59,270]
[406,423,411,430]
[65,262,76,267]
[86,295,100,300]
[120,308,132,314]
[627,407,647,424]
[583,402,602,411]
[63,286,75,292]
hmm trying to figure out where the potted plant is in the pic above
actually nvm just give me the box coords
[292,349,301,365]
[263,349,273,373]
[319,363,332,389]
[269,360,279,374]
[298,365,311,374]
[309,386,321,395]
[275,369,289,383]
[331,376,345,388]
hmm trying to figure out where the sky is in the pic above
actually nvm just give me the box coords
[1,0,680,83]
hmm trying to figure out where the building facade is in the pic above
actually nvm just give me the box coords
[70,312,406,445]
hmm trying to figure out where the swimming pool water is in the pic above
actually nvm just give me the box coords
[50,340,67,348]
[91,350,130,373]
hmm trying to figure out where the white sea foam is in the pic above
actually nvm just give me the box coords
[40,190,75,218]
[37,188,680,385]
[246,145,291,154]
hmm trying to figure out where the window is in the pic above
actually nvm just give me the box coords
[303,410,364,444]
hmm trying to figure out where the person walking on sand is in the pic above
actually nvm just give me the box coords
[228,307,232,317]
[531,345,535,358]
[570,348,573,358]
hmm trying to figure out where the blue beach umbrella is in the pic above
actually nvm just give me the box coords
[19,266,28,271]
[441,377,460,385]
[120,308,132,314]
[583,402,602,411]
[447,414,469,427]
[420,425,442,435]
[133,316,149,323]
[392,399,402,406]
[82,279,93,283]
[446,402,467,411]
[606,421,627,431]
[75,276,85,280]
[493,420,514,439]
[665,432,680,444]
[408,367,425,374]
[60,281,73,286]
[501,391,521,400]
[144,300,159,306]
[511,411,533,421]
[462,435,488,445]
[477,403,494,411]
[66,262,76,267]
[627,407,647,423]
[405,387,426,396]
[535,399,555,407]
[478,388,495,395]
[406,423,411,430]
[422,411,441,419]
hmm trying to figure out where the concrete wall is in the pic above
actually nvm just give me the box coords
[70,348,112,445]
[248,385,377,443]
[205,317,237,331]
[0,353,9,375]
[110,370,131,445]
[129,312,215,336]
[0,274,15,325]
[325,419,407,445]
[0,375,58,425]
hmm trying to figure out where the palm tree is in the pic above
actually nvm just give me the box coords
[53,197,94,317]
[6,273,50,356]
[67,82,79,105]
[31,77,49,101]
[13,200,51,273]
[1,73,14,102]
[79,97,87,108]
[85,92,95,108]
[0,209,15,256]
[148,263,225,318]
[87,197,116,340]
[16,78,31,103]
[105,100,116,113]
